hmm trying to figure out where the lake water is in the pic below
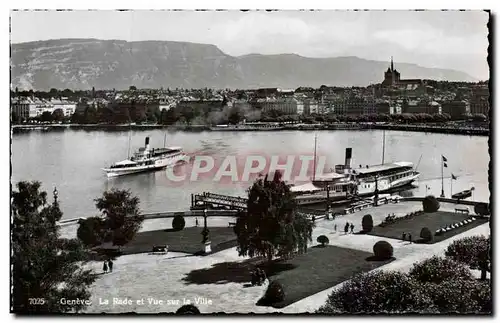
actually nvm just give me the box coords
[11,129,490,219]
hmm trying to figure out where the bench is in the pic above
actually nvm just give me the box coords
[455,208,469,215]
[228,222,236,227]
[152,245,168,253]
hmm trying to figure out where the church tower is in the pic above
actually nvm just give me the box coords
[383,56,401,86]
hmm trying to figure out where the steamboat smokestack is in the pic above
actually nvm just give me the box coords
[344,148,352,171]
[145,137,150,151]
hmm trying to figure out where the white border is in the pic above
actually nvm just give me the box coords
[2,1,498,322]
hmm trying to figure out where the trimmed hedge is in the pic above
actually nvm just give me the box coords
[422,195,440,213]
[420,227,433,242]
[373,241,393,260]
[172,214,186,231]
[317,235,329,247]
[474,203,490,216]
[362,214,374,232]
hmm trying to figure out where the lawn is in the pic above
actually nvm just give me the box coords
[117,226,237,255]
[182,245,392,308]
[368,211,489,244]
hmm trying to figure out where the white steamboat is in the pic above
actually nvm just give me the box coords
[103,137,186,178]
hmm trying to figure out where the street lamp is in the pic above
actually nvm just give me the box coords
[53,187,58,203]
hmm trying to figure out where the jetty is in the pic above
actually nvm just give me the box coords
[57,192,487,228]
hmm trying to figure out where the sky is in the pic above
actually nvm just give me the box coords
[10,10,490,80]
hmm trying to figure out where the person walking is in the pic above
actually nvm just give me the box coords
[350,223,355,234]
[195,218,199,227]
[408,233,412,244]
[344,223,349,235]
[108,259,114,273]
[103,261,108,274]
[402,232,406,241]
[334,224,337,232]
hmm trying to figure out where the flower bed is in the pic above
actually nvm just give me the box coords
[379,210,424,227]
[435,216,477,236]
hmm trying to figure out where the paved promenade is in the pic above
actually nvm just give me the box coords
[71,202,488,313]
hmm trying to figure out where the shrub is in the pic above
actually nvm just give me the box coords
[172,214,186,231]
[316,271,433,314]
[423,278,491,314]
[176,304,201,314]
[373,241,394,260]
[420,227,433,242]
[445,235,490,270]
[474,203,490,216]
[317,235,329,247]
[258,281,285,305]
[422,195,440,213]
[361,214,374,232]
[408,256,473,284]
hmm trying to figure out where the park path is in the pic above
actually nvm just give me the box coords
[78,201,489,314]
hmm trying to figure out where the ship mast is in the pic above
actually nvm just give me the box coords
[381,129,386,164]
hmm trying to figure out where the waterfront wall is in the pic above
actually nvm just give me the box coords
[12,123,489,136]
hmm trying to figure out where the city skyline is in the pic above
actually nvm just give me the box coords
[10,10,490,80]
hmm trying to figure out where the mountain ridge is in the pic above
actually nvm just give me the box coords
[11,38,477,90]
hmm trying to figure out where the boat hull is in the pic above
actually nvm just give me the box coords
[104,155,187,178]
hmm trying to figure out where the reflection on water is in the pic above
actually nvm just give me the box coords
[11,129,489,219]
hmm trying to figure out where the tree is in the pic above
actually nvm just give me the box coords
[52,108,65,122]
[445,235,490,271]
[228,106,243,124]
[129,85,137,91]
[234,172,315,263]
[77,216,105,248]
[92,189,145,247]
[40,111,53,122]
[12,181,97,313]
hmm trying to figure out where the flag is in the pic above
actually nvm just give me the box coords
[442,155,448,162]
[451,174,457,180]
[444,163,448,168]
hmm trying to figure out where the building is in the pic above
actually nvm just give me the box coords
[382,57,424,89]
[470,85,490,116]
[441,100,468,119]
[402,99,440,114]
[177,98,224,113]
[50,98,77,117]
[382,57,401,86]
[11,98,32,120]
[375,101,391,114]
[256,97,299,115]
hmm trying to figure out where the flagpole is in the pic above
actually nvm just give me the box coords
[450,176,453,198]
[441,158,445,197]
[313,134,317,181]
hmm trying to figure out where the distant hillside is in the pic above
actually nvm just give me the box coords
[10,39,477,90]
